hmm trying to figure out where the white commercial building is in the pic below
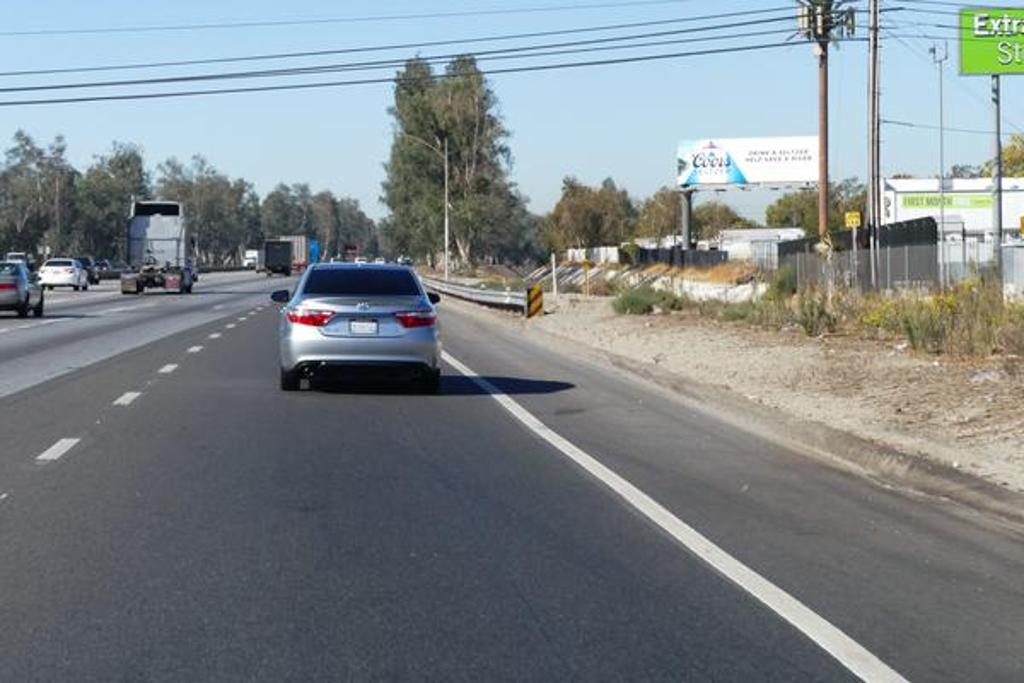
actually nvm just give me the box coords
[880,177,1024,241]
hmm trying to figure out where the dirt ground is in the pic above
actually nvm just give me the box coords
[455,294,1024,494]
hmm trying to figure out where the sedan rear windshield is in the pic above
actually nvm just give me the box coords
[45,260,74,267]
[302,268,421,296]
[0,263,19,275]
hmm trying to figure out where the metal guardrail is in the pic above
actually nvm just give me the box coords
[420,275,526,311]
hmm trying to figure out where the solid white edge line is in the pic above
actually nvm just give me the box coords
[441,350,907,683]
[36,438,81,462]
[158,364,178,374]
[187,345,203,353]
[112,391,142,406]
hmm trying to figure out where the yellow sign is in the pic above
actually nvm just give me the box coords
[1019,216,1024,236]
[845,211,862,229]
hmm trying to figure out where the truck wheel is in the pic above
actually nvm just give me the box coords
[73,285,80,291]
[32,293,44,318]
[280,368,301,391]
[82,283,89,291]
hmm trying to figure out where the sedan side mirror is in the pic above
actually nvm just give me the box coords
[427,292,441,304]
[270,289,290,303]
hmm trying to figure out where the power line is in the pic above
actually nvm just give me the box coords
[0,0,707,37]
[0,6,796,78]
[0,41,811,108]
[881,117,1015,136]
[0,17,800,94]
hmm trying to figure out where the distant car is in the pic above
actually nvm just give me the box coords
[397,256,414,267]
[39,258,89,291]
[272,263,442,392]
[5,251,28,264]
[97,258,127,279]
[0,261,44,317]
[373,257,387,264]
[353,256,368,264]
[74,255,100,284]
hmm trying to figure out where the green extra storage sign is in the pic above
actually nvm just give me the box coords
[961,8,1024,74]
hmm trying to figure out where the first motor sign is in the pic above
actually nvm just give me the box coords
[961,7,1024,74]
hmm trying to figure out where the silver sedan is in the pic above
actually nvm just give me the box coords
[0,261,44,318]
[272,263,442,392]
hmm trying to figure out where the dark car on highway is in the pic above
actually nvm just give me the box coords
[74,255,100,285]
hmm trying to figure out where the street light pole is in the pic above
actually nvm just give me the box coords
[930,42,948,286]
[399,131,452,279]
[443,137,450,282]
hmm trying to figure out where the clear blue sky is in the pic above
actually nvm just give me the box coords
[0,0,1018,223]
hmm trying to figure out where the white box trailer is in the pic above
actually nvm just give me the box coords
[120,200,196,295]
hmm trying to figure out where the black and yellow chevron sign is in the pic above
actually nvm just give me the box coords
[526,284,544,318]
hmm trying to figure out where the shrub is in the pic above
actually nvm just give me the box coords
[798,289,837,336]
[612,285,682,315]
[998,303,1024,356]
[767,266,797,301]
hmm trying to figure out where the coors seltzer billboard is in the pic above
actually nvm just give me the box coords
[677,137,818,189]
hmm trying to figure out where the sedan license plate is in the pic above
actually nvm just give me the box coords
[349,319,378,336]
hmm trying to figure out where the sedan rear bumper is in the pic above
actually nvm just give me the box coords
[280,323,441,372]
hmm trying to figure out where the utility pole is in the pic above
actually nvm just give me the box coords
[993,75,1004,277]
[866,0,880,287]
[930,42,948,287]
[799,1,856,242]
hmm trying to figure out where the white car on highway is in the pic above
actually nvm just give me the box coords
[39,258,90,291]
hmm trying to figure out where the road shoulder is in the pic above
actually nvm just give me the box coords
[439,295,1024,528]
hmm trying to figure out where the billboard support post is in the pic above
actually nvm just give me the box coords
[680,189,694,252]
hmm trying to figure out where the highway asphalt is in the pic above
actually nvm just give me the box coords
[0,276,1021,681]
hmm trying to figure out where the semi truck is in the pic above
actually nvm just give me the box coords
[279,235,309,273]
[120,200,196,295]
[263,239,293,276]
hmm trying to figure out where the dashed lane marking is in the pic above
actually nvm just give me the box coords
[158,364,178,374]
[36,438,81,462]
[112,391,142,406]
[225,323,236,329]
[187,345,203,353]
[442,351,908,683]
[208,332,222,339]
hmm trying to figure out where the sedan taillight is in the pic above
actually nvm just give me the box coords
[0,283,15,290]
[286,307,334,327]
[395,311,436,328]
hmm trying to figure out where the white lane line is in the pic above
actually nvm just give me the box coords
[237,317,247,322]
[213,304,225,310]
[187,345,203,353]
[158,364,178,374]
[112,391,142,406]
[99,303,156,314]
[208,332,222,339]
[247,310,257,315]
[441,350,908,683]
[225,323,236,329]
[36,438,81,462]
[0,492,9,504]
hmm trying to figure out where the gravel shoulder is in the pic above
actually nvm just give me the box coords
[442,293,1024,505]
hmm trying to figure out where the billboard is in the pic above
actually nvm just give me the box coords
[677,137,818,189]
[960,8,1024,75]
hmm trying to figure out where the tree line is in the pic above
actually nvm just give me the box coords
[0,131,377,265]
